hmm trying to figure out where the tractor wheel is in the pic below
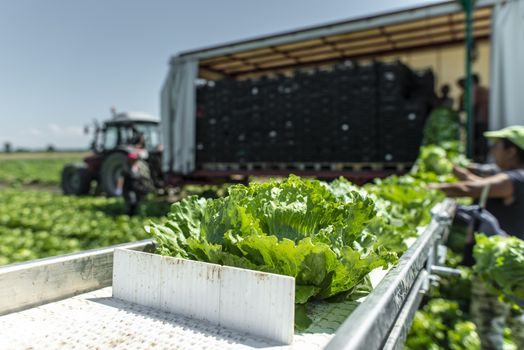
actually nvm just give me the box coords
[100,152,127,196]
[61,164,91,195]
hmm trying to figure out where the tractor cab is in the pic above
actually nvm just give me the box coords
[93,112,162,154]
[61,111,162,197]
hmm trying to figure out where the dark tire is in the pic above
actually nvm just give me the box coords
[100,152,127,196]
[61,164,91,195]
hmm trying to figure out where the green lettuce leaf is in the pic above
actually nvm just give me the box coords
[474,234,524,302]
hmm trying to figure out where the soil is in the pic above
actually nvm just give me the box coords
[0,181,62,193]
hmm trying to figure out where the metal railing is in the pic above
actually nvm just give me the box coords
[326,199,455,350]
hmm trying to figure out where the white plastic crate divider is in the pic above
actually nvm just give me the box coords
[112,249,295,344]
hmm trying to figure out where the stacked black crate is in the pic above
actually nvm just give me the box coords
[330,68,349,163]
[226,81,251,163]
[253,76,275,163]
[277,94,299,164]
[292,77,306,163]
[330,61,355,162]
[233,75,285,164]
[292,69,315,163]
[316,65,340,162]
[274,75,296,163]
[351,62,379,162]
[378,62,425,163]
[275,75,298,163]
[254,76,273,163]
[195,82,211,164]
[248,75,274,163]
[196,80,233,163]
[354,63,379,162]
[196,60,434,167]
[208,79,236,163]
[309,68,335,162]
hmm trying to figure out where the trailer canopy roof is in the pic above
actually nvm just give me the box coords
[177,0,494,80]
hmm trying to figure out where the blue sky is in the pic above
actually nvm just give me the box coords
[0,0,441,149]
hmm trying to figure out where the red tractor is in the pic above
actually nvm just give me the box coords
[61,112,163,196]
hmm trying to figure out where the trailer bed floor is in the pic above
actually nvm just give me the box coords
[0,287,360,350]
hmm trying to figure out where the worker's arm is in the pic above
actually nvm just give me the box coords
[452,165,482,181]
[429,173,514,199]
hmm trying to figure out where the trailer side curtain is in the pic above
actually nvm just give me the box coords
[489,0,524,130]
[160,57,198,174]
[160,65,174,173]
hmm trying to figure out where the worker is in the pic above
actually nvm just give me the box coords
[131,132,149,160]
[430,125,524,350]
[115,152,154,216]
[457,74,490,162]
[436,84,454,109]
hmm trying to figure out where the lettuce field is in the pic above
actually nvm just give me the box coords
[0,153,233,265]
[0,152,171,265]
[0,188,171,265]
[0,152,87,185]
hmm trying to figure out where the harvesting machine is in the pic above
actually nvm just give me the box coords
[0,200,457,349]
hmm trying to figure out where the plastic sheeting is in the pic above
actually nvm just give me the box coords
[160,57,198,174]
[489,0,524,130]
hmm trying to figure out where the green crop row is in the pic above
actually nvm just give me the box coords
[0,188,170,265]
[0,157,81,185]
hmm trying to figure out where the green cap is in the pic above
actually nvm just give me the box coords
[484,125,524,150]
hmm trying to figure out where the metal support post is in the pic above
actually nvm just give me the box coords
[458,0,476,158]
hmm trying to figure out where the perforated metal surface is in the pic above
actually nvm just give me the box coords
[0,287,357,350]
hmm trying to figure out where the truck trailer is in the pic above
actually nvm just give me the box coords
[160,0,494,186]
